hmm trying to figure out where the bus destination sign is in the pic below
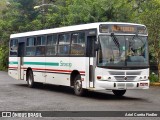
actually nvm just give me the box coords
[99,24,147,35]
[111,25,135,33]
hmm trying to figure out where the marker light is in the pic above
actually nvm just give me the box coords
[97,76,102,80]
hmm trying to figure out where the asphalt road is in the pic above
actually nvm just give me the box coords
[0,71,160,120]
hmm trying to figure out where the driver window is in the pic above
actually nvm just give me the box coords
[99,36,113,63]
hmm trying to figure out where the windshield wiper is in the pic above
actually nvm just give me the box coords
[111,33,120,49]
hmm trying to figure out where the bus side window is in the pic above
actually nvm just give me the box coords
[26,37,36,56]
[57,33,70,55]
[46,34,57,56]
[10,39,18,56]
[71,32,85,56]
[36,36,46,56]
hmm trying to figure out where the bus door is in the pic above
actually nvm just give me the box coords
[18,42,25,80]
[86,35,96,88]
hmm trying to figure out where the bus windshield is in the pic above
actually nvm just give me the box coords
[98,35,149,68]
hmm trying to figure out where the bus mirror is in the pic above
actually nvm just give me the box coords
[94,41,100,51]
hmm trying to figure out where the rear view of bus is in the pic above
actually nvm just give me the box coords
[8,22,149,97]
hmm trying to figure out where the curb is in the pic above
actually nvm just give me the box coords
[150,82,160,86]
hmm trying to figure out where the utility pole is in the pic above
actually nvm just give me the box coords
[42,0,45,29]
[42,0,45,5]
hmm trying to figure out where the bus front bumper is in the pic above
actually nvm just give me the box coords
[95,80,150,90]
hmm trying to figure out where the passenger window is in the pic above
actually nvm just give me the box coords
[36,36,46,56]
[37,36,45,46]
[58,33,70,55]
[71,32,85,55]
[27,37,36,46]
[46,35,57,56]
[10,39,18,56]
[26,37,36,56]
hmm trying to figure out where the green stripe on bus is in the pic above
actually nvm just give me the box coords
[9,62,18,64]
[24,62,59,66]
[9,61,59,66]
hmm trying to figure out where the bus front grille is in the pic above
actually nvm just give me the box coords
[109,71,141,75]
[114,76,136,81]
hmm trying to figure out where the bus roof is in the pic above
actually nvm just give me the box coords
[10,22,146,38]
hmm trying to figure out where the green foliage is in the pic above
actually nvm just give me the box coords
[0,0,160,76]
[137,0,160,82]
[0,46,8,71]
[149,73,159,83]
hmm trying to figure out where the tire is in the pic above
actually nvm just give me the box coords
[74,75,84,96]
[112,90,126,97]
[27,70,35,88]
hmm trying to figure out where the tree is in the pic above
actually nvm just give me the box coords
[138,0,160,81]
[0,0,39,70]
[47,0,133,26]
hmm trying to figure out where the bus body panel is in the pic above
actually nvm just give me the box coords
[8,57,18,80]
[69,57,89,88]
[95,67,149,90]
[22,57,89,88]
[23,57,46,83]
[45,57,70,86]
[45,57,89,88]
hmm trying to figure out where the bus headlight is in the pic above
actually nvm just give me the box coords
[97,76,112,81]
[139,76,148,80]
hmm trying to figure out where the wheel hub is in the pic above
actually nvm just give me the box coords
[76,80,82,91]
[28,77,32,85]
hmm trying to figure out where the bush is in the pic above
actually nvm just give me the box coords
[0,46,8,71]
[149,73,159,83]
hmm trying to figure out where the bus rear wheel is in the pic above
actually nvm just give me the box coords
[27,70,35,88]
[112,90,126,97]
[74,75,84,96]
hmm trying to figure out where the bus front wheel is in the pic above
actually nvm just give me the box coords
[74,75,84,96]
[112,90,126,97]
[27,70,35,88]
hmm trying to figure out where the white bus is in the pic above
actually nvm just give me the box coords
[8,22,149,96]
